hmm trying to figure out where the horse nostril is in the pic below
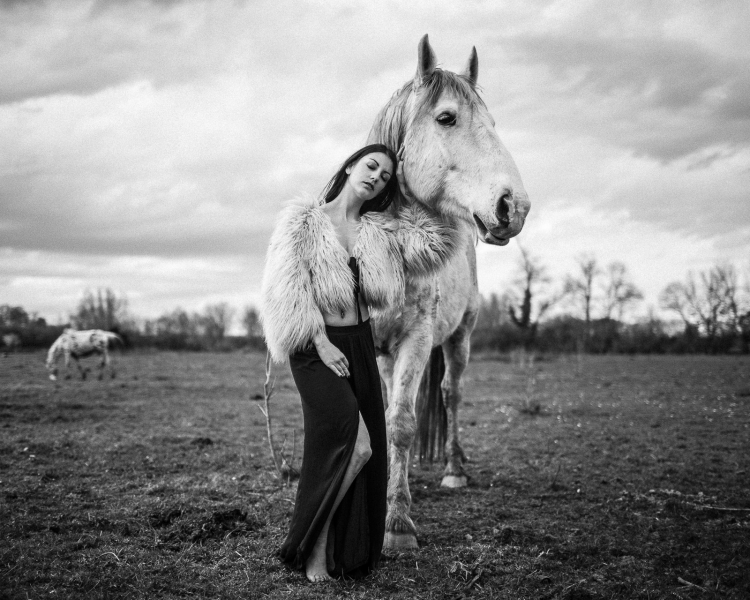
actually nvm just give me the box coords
[496,192,512,227]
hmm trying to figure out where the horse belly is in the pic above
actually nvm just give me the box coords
[73,348,97,359]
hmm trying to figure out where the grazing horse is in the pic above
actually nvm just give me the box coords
[46,329,123,381]
[367,35,530,551]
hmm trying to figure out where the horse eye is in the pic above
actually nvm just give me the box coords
[436,112,456,127]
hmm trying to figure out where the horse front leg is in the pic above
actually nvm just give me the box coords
[377,354,395,414]
[384,335,432,552]
[440,325,474,488]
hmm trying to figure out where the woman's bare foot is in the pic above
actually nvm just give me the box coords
[305,554,332,582]
[305,532,332,583]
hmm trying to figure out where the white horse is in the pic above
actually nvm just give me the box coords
[367,35,530,551]
[46,329,123,381]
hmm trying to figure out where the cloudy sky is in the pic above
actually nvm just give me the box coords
[1,0,748,330]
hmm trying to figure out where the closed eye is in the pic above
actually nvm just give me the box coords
[436,112,456,127]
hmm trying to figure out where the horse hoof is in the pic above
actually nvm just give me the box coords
[383,531,418,552]
[441,475,468,488]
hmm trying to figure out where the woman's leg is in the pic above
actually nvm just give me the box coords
[306,414,372,582]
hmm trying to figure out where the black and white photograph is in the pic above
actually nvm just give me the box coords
[2,1,748,598]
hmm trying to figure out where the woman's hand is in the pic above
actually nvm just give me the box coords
[314,334,350,378]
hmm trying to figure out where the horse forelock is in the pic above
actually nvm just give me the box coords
[370,69,484,151]
[418,69,486,112]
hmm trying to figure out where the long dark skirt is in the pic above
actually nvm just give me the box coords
[278,319,388,579]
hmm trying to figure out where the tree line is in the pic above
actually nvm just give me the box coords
[2,253,749,354]
[0,289,264,352]
[473,248,750,354]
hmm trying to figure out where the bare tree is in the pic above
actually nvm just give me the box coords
[660,282,693,330]
[660,263,745,349]
[686,269,726,341]
[602,262,643,321]
[256,351,298,482]
[562,254,602,353]
[201,302,236,348]
[564,254,600,325]
[242,306,262,339]
[476,293,505,330]
[507,244,560,347]
[155,308,200,342]
[715,263,743,336]
[741,263,750,351]
[71,288,128,331]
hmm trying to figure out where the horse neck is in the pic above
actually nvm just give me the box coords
[47,343,61,364]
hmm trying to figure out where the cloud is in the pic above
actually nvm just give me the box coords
[498,31,750,162]
[0,0,257,104]
[1,0,749,323]
[0,247,263,323]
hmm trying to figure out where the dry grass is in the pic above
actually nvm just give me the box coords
[1,350,749,599]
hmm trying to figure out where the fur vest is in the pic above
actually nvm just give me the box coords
[260,194,457,362]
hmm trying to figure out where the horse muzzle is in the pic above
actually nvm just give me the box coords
[473,189,529,245]
[473,213,526,246]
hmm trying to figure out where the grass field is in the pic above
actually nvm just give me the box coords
[1,350,749,599]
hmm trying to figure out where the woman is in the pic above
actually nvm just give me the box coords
[261,143,455,581]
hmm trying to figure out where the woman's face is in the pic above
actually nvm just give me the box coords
[346,152,394,200]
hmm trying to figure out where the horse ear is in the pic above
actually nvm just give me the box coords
[415,34,436,86]
[463,46,478,86]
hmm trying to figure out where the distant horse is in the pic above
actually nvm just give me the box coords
[46,329,123,381]
[367,35,530,550]
[2,333,21,357]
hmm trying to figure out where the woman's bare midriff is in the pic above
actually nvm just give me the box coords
[321,294,370,326]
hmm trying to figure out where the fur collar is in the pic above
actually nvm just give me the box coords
[278,194,405,310]
[261,193,461,361]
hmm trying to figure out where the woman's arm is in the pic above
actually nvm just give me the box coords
[260,203,351,376]
[260,205,327,362]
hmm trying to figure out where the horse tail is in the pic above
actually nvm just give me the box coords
[102,332,124,346]
[413,346,447,463]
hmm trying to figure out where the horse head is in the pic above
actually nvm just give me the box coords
[369,35,530,245]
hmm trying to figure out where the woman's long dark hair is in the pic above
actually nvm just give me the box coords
[320,143,399,214]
